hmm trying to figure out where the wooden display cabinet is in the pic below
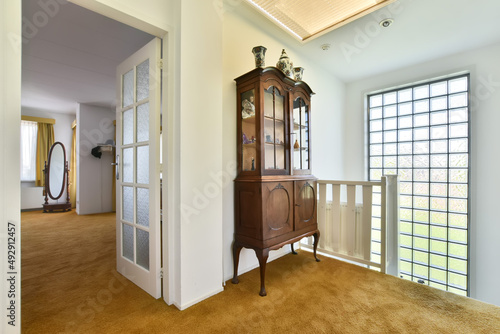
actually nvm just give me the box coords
[232,67,320,296]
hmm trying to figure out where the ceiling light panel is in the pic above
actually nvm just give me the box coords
[246,0,396,41]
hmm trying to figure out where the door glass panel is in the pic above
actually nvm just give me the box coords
[265,143,274,169]
[122,223,134,261]
[264,89,273,117]
[275,120,284,144]
[136,59,149,102]
[264,86,286,171]
[123,69,134,108]
[123,148,133,183]
[241,89,256,171]
[136,229,150,270]
[123,108,134,145]
[293,98,309,170]
[136,187,149,227]
[123,186,134,222]
[275,93,284,120]
[275,120,285,169]
[276,145,285,169]
[137,145,149,184]
[264,118,274,143]
[137,102,149,143]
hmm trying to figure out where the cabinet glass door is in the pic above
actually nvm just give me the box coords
[293,97,310,171]
[264,86,286,171]
[241,89,257,172]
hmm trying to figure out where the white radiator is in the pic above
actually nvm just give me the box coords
[21,186,44,210]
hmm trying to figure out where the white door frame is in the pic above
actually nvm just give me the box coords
[68,0,173,304]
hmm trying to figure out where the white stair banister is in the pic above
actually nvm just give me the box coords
[384,175,400,277]
[304,177,400,275]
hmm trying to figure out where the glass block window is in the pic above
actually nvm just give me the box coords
[368,75,470,296]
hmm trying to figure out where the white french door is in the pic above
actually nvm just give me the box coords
[116,38,162,298]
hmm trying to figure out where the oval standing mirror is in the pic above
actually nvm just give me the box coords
[47,142,66,200]
[43,142,71,212]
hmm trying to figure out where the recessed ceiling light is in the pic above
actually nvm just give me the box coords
[320,43,331,51]
[379,18,394,28]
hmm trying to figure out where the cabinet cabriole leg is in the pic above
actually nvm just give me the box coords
[313,231,321,262]
[255,248,269,296]
[231,241,243,284]
[291,243,298,255]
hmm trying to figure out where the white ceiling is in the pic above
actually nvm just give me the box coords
[21,0,154,114]
[22,0,500,115]
[238,0,500,83]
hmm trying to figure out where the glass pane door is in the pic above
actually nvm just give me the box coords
[264,86,286,171]
[293,98,310,170]
[116,38,161,298]
[241,89,257,171]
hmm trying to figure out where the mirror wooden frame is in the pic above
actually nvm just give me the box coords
[43,142,71,212]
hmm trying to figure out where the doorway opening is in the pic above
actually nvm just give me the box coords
[20,0,164,328]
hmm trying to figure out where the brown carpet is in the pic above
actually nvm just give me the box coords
[22,210,500,333]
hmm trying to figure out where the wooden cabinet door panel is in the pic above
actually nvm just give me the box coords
[295,180,317,230]
[262,182,293,239]
[235,182,262,239]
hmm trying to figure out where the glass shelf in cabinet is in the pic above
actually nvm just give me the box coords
[293,123,307,130]
[264,116,285,123]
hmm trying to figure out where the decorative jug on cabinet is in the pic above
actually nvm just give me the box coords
[276,49,293,77]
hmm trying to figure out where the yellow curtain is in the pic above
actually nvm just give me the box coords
[70,121,77,208]
[35,123,55,187]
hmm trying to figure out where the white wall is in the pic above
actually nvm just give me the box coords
[175,0,224,309]
[76,104,115,215]
[344,42,500,306]
[222,5,345,284]
[21,108,75,209]
[1,1,21,333]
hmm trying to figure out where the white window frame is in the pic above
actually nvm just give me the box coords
[20,120,38,182]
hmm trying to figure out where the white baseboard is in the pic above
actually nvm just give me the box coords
[175,286,224,311]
